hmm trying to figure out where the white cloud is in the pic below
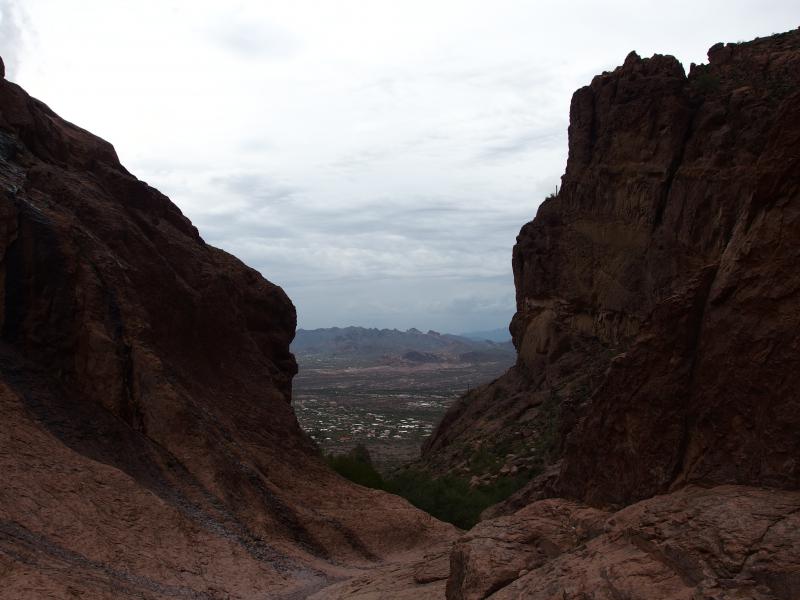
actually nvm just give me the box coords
[0,0,27,78]
[6,0,800,331]
[207,15,299,59]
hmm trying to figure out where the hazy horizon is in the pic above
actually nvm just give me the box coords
[1,1,797,332]
[294,323,511,336]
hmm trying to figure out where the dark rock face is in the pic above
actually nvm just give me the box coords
[0,63,453,598]
[545,29,800,506]
[425,28,800,509]
[421,28,800,599]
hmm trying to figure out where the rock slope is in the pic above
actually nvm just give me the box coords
[0,61,453,599]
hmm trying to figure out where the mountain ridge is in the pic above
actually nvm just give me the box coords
[293,325,515,365]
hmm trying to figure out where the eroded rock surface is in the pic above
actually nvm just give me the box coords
[307,544,454,600]
[450,486,800,600]
[0,60,455,599]
[419,28,800,600]
[424,28,800,509]
[447,499,608,600]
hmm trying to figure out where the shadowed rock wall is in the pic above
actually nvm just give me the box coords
[0,60,453,599]
[425,29,800,511]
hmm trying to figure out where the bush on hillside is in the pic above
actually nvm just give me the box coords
[325,446,529,529]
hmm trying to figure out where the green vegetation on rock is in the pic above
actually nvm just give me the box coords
[326,445,529,529]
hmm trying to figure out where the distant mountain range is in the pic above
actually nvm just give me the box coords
[292,326,515,365]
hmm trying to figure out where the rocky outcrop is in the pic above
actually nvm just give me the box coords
[448,486,800,599]
[541,28,800,508]
[447,499,609,599]
[424,28,800,506]
[417,28,800,600]
[0,59,454,598]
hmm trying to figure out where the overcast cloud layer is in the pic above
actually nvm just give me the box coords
[1,1,797,332]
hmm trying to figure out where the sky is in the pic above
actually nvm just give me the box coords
[1,1,797,333]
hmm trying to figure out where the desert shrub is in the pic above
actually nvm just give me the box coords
[325,452,385,490]
[347,442,373,465]
[327,447,530,529]
[468,445,503,472]
[384,469,529,530]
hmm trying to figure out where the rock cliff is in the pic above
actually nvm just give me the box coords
[0,62,453,598]
[417,28,800,600]
[424,27,800,503]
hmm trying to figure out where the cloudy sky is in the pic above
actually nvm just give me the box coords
[1,1,797,333]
